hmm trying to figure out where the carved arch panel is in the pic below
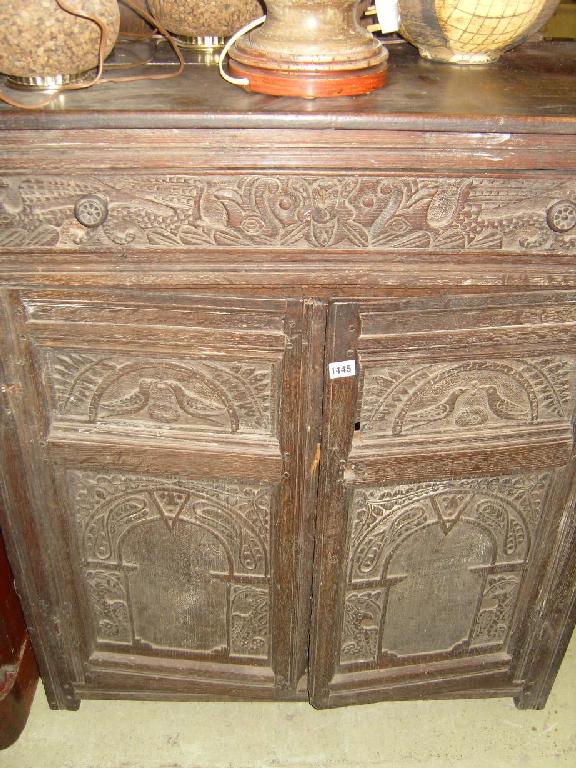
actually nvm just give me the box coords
[340,473,549,667]
[70,469,272,661]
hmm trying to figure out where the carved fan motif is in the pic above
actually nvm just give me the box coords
[44,351,274,434]
[361,357,573,437]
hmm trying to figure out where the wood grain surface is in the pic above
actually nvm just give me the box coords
[0,41,574,711]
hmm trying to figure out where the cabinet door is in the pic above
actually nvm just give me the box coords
[0,290,324,707]
[310,292,576,708]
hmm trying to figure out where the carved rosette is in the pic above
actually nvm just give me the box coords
[340,472,552,666]
[1,174,574,253]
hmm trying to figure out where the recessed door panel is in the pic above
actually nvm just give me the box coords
[2,289,325,704]
[310,292,576,708]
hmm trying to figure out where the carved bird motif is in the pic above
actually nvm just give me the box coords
[99,379,228,426]
[482,385,528,422]
[405,386,470,427]
[344,605,379,638]
[405,383,527,431]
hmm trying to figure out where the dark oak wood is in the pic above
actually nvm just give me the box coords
[0,40,574,711]
[309,293,576,707]
[0,41,574,133]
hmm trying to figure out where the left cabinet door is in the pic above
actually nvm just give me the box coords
[0,289,322,707]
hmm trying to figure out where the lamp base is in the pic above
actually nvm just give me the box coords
[227,0,388,98]
[173,34,226,51]
[228,59,387,98]
[6,70,95,92]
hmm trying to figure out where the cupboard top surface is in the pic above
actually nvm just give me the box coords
[0,41,574,134]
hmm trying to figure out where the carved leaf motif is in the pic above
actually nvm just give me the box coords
[342,474,550,665]
[470,575,521,647]
[229,586,270,658]
[1,174,574,252]
[0,181,24,215]
[85,569,132,644]
[354,505,428,576]
[349,472,551,584]
[71,470,271,577]
[72,472,273,659]
[0,225,59,248]
[340,591,384,664]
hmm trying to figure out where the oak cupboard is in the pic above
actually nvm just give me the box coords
[0,41,575,711]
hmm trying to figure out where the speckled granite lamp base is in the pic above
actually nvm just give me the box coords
[147,0,263,43]
[0,0,120,84]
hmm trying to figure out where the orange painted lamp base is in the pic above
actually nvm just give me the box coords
[228,59,388,98]
[228,61,388,99]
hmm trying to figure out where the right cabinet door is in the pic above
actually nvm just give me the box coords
[310,291,576,708]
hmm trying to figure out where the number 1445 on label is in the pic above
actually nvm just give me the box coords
[328,360,356,380]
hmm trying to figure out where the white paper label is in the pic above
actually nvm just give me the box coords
[329,360,356,380]
[374,0,400,34]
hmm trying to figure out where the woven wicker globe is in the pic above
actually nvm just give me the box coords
[398,0,560,63]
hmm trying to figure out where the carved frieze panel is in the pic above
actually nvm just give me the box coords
[340,472,552,666]
[1,174,574,252]
[68,470,272,659]
[360,357,574,439]
[42,350,275,435]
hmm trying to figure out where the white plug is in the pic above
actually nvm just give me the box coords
[374,0,400,34]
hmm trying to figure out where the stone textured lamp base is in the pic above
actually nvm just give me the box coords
[0,0,120,86]
[147,0,263,41]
